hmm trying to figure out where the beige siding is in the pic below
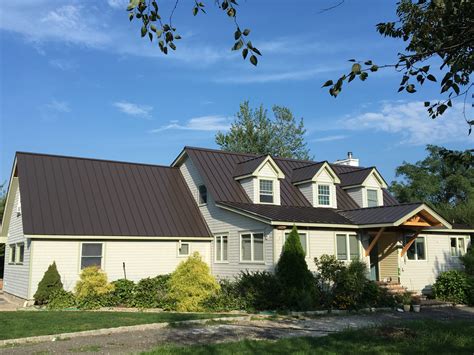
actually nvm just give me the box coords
[257,162,278,178]
[297,182,313,206]
[364,174,384,207]
[240,177,255,201]
[29,239,210,296]
[180,156,274,279]
[3,181,31,299]
[345,187,363,207]
[399,234,469,293]
[378,233,399,282]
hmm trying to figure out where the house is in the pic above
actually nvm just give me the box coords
[1,147,472,302]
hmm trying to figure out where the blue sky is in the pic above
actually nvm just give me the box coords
[1,0,472,185]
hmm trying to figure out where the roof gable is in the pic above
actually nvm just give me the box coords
[292,161,341,185]
[234,155,285,180]
[339,167,388,189]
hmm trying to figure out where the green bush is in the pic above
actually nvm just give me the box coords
[34,262,64,305]
[111,279,135,307]
[75,266,114,309]
[236,271,282,311]
[461,246,474,276]
[203,279,246,312]
[168,252,220,312]
[314,255,345,308]
[332,260,370,310]
[276,226,317,310]
[433,270,470,304]
[131,275,171,308]
[47,289,76,310]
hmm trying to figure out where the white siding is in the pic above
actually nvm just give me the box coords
[297,182,313,206]
[346,187,363,207]
[314,168,337,208]
[257,162,278,178]
[29,239,211,296]
[400,234,469,293]
[180,156,274,279]
[240,177,255,201]
[3,181,31,299]
[364,174,384,207]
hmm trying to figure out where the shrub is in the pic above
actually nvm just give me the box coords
[276,226,317,310]
[111,279,135,307]
[47,289,77,310]
[168,252,220,312]
[34,262,63,305]
[75,266,114,309]
[236,271,282,311]
[314,255,345,308]
[433,270,469,304]
[332,260,371,310]
[131,275,171,308]
[461,246,474,276]
[203,279,246,312]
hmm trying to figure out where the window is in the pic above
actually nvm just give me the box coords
[336,234,359,260]
[215,235,228,262]
[404,236,426,260]
[178,241,190,257]
[17,243,25,264]
[81,243,103,269]
[259,179,274,203]
[318,184,330,206]
[367,189,378,207]
[9,244,16,264]
[284,232,307,255]
[240,232,264,262]
[198,185,207,204]
[451,237,466,257]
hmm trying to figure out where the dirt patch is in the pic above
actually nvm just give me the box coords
[377,326,417,340]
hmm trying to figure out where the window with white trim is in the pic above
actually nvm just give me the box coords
[9,244,16,264]
[318,184,331,206]
[198,185,207,205]
[450,237,465,257]
[404,236,426,260]
[17,243,25,264]
[81,243,103,269]
[178,241,190,257]
[284,232,307,255]
[259,179,274,203]
[215,235,228,262]
[336,234,359,260]
[367,189,378,207]
[241,232,264,262]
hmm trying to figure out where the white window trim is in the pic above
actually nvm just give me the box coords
[15,242,25,265]
[214,234,229,263]
[284,232,309,257]
[80,242,104,270]
[335,233,360,261]
[258,178,275,205]
[198,184,207,206]
[366,188,379,207]
[316,183,332,208]
[450,237,466,257]
[177,240,191,257]
[239,231,265,263]
[404,236,427,261]
[8,244,16,264]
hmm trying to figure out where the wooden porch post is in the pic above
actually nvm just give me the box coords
[400,232,420,257]
[364,227,385,257]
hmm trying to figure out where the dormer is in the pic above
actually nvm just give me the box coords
[339,167,388,208]
[234,155,285,205]
[292,162,340,208]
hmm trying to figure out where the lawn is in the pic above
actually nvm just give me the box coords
[0,311,237,340]
[145,320,474,354]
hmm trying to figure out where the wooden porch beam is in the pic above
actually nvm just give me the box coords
[400,232,420,257]
[364,227,385,257]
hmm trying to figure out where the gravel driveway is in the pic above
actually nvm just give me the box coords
[2,307,473,355]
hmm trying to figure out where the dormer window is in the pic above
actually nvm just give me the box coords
[367,189,378,207]
[259,179,274,203]
[317,184,331,206]
[198,185,207,205]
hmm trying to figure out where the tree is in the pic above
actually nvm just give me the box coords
[324,0,474,133]
[34,262,64,304]
[390,145,474,226]
[276,225,316,310]
[0,182,6,223]
[215,101,311,160]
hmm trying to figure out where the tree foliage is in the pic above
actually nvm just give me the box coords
[75,266,115,300]
[215,101,311,160]
[390,145,474,226]
[126,0,261,65]
[34,262,64,305]
[324,0,474,132]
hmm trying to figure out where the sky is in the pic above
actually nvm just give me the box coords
[1,0,473,185]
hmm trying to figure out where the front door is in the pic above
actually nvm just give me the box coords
[369,237,379,281]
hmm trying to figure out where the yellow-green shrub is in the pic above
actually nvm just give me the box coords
[75,266,114,300]
[168,252,220,312]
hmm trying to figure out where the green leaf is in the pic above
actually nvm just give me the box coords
[370,65,378,72]
[348,59,356,62]
[141,26,147,37]
[232,39,244,51]
[150,24,157,32]
[360,72,368,81]
[148,32,153,42]
[174,35,182,40]
[127,0,140,11]
[424,101,430,107]
[169,42,176,50]
[156,29,163,37]
[406,84,416,93]
[322,80,333,88]
[242,48,248,59]
[242,29,251,36]
[193,6,198,16]
[227,8,235,17]
[250,55,258,66]
[129,13,134,21]
[351,63,361,74]
[234,29,241,40]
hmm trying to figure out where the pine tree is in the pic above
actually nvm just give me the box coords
[34,262,63,304]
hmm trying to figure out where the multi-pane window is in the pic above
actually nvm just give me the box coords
[198,185,207,204]
[17,243,25,264]
[259,180,274,203]
[367,189,379,207]
[336,234,360,260]
[178,242,190,256]
[81,243,103,269]
[241,232,264,262]
[450,237,466,257]
[405,236,426,260]
[284,232,307,255]
[9,244,16,264]
[215,235,228,262]
[318,185,331,206]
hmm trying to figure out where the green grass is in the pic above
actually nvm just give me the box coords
[144,320,474,354]
[0,311,237,340]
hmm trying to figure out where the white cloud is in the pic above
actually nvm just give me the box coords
[312,135,347,142]
[45,100,71,113]
[113,101,153,118]
[49,59,77,71]
[151,115,232,132]
[341,101,473,145]
[107,0,128,9]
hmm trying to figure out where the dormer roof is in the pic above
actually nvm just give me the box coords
[291,161,341,185]
[338,167,388,189]
[233,155,285,180]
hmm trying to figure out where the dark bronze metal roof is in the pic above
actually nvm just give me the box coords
[338,167,374,187]
[291,162,325,184]
[339,203,423,225]
[16,152,210,237]
[233,155,267,178]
